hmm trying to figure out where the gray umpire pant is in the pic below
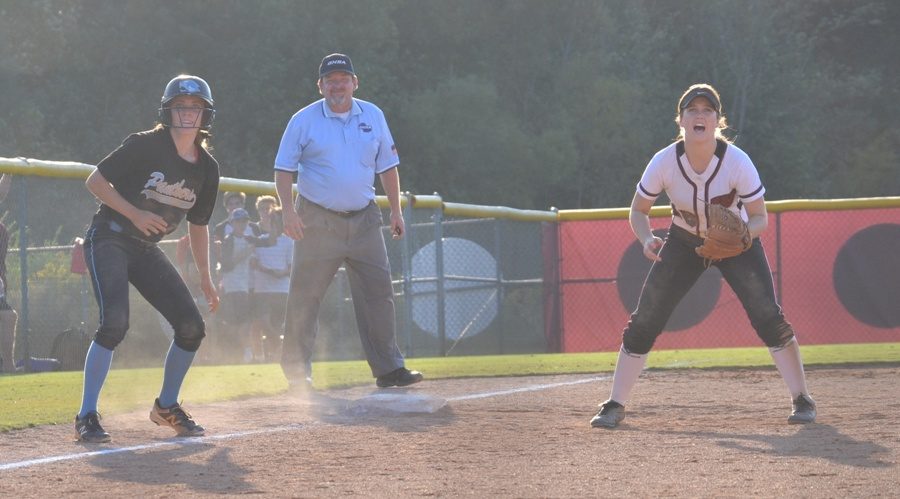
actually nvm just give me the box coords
[281,196,405,383]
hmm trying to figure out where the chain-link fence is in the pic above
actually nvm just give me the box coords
[2,158,898,372]
[5,211,550,370]
[391,203,548,358]
[0,165,552,371]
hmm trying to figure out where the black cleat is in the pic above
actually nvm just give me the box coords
[376,367,424,388]
[75,411,111,443]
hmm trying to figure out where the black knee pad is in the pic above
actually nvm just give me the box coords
[757,319,795,348]
[93,324,129,351]
[622,326,657,356]
[173,318,206,352]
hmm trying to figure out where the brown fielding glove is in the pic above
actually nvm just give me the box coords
[695,204,752,260]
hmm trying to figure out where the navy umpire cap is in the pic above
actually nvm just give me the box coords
[319,53,355,77]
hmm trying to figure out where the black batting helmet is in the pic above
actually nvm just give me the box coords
[158,75,215,130]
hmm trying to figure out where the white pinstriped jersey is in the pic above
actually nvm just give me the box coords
[637,140,765,238]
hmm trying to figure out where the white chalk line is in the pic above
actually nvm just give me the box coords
[1,374,610,472]
[0,424,306,472]
[446,375,610,402]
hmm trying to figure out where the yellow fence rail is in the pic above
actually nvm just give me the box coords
[2,155,899,221]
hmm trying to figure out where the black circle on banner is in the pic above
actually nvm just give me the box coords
[833,223,900,328]
[616,229,722,331]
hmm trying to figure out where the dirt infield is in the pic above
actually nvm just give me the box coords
[1,364,898,497]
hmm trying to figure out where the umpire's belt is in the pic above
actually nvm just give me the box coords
[302,196,373,218]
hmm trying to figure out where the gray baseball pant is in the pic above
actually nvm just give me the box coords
[280,197,404,383]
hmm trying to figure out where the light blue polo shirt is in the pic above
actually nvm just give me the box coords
[274,98,400,212]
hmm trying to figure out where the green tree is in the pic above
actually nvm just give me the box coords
[397,75,547,207]
[1,0,897,241]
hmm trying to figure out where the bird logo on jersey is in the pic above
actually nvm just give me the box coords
[679,209,699,228]
[674,189,741,228]
[711,189,737,208]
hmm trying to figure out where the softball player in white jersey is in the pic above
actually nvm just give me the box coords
[590,84,815,429]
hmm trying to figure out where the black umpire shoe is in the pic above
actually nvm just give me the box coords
[376,367,424,388]
[75,411,111,443]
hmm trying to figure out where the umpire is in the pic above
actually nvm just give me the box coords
[273,53,423,392]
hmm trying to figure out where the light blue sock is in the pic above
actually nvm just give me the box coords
[78,342,114,418]
[159,342,196,408]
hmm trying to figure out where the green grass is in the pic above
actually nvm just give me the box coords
[1,343,897,432]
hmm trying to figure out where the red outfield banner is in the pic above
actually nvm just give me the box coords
[555,208,900,352]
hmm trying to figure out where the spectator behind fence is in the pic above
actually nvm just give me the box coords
[213,191,258,241]
[212,191,256,288]
[219,208,274,362]
[0,173,18,374]
[210,192,258,361]
[252,195,278,235]
[250,207,292,361]
[249,195,281,360]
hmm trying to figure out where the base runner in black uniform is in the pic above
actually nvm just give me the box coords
[75,75,221,442]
